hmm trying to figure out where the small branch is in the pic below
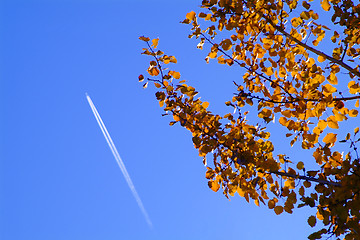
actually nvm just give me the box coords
[236,90,360,104]
[146,42,165,81]
[200,33,295,100]
[261,15,360,78]
[270,170,342,187]
[341,44,348,62]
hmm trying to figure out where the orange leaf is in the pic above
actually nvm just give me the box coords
[151,38,159,48]
[170,56,177,63]
[208,180,220,192]
[202,102,209,109]
[139,36,150,42]
[322,133,337,145]
[148,67,160,76]
[186,11,196,21]
[318,55,326,63]
[316,211,324,221]
[349,109,358,117]
[321,0,331,11]
[169,71,180,79]
[208,51,217,59]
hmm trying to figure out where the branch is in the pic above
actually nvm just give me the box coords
[200,33,296,100]
[262,15,360,78]
[242,92,360,104]
[269,170,342,187]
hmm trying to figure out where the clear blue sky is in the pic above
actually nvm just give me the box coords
[1,0,323,239]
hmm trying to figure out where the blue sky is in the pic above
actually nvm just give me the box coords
[0,0,328,239]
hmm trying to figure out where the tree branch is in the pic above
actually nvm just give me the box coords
[261,15,360,78]
[270,170,342,187]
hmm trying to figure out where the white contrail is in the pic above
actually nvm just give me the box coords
[86,93,152,228]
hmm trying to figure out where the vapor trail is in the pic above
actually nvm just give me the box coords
[86,93,152,228]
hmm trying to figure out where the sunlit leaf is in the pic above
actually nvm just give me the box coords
[318,55,326,63]
[208,180,220,192]
[202,101,209,109]
[186,11,196,21]
[322,133,337,145]
[349,109,358,117]
[151,38,159,48]
[320,0,330,11]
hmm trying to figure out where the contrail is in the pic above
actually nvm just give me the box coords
[86,93,152,228]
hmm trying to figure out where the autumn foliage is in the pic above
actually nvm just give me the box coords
[139,0,360,239]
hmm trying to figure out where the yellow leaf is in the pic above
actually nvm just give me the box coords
[208,51,217,59]
[349,109,358,117]
[237,187,245,197]
[327,116,339,129]
[139,36,150,42]
[327,121,339,129]
[170,56,177,63]
[308,215,317,227]
[274,206,283,215]
[148,67,160,76]
[321,0,331,11]
[186,11,196,21]
[317,120,327,131]
[316,211,324,221]
[151,38,159,48]
[327,73,338,85]
[300,11,310,20]
[355,127,359,135]
[296,161,304,170]
[265,67,273,76]
[172,71,181,79]
[311,12,319,20]
[202,102,209,109]
[282,110,292,118]
[208,180,220,192]
[279,117,287,126]
[322,133,337,145]
[318,55,326,63]
[291,17,302,27]
[356,99,359,108]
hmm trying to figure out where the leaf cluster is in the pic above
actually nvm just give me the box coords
[139,0,360,238]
